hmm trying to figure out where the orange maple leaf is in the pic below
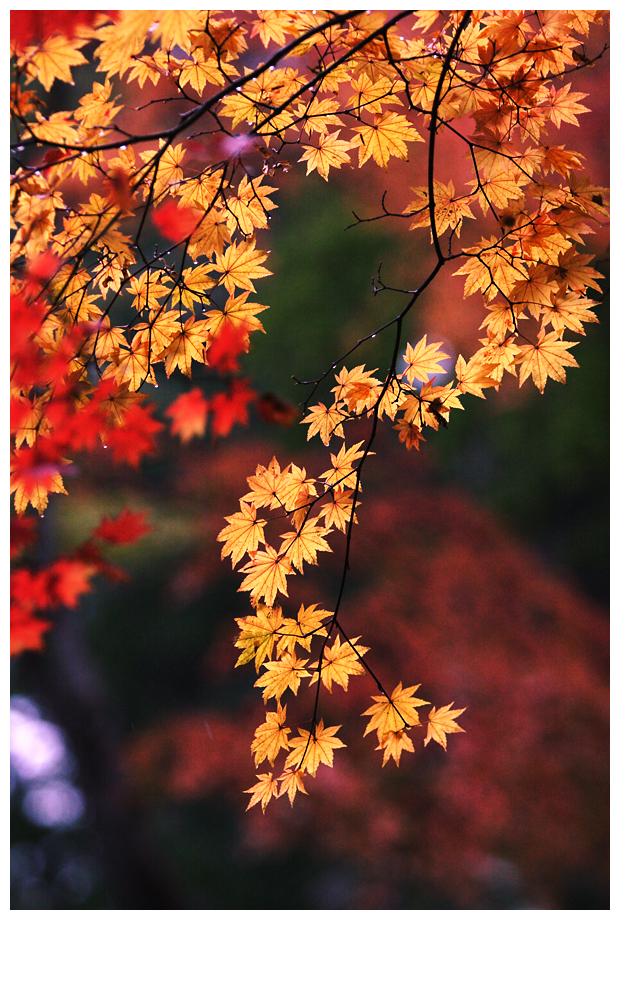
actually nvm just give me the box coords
[423,703,467,751]
[244,772,279,812]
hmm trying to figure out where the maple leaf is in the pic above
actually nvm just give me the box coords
[250,10,294,48]
[104,404,163,466]
[547,247,604,295]
[19,34,89,91]
[318,487,358,532]
[217,502,267,567]
[393,417,426,451]
[277,603,332,654]
[300,402,346,446]
[140,142,186,198]
[352,111,423,169]
[204,291,268,339]
[540,288,599,337]
[241,457,289,509]
[214,239,272,294]
[235,604,284,671]
[319,441,368,490]
[517,330,579,392]
[423,704,467,751]
[225,174,278,235]
[300,130,354,180]
[309,634,367,692]
[402,336,450,385]
[545,84,590,128]
[376,729,415,767]
[250,703,291,766]
[254,651,311,702]
[210,379,256,438]
[11,605,51,656]
[206,319,248,374]
[332,365,382,414]
[49,559,94,608]
[277,768,308,807]
[279,518,332,573]
[363,683,429,741]
[454,354,499,398]
[406,180,475,238]
[93,510,152,545]
[244,772,279,813]
[453,238,527,300]
[284,720,346,776]
[10,440,68,516]
[166,387,210,443]
[238,545,294,606]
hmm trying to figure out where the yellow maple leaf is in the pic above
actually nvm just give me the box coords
[299,130,354,180]
[235,604,284,671]
[161,321,207,378]
[454,354,499,397]
[540,288,599,336]
[217,502,267,567]
[363,683,429,741]
[402,336,450,385]
[277,604,332,654]
[376,729,415,767]
[517,329,579,392]
[406,180,475,238]
[251,10,294,48]
[309,634,367,692]
[284,720,346,776]
[140,141,186,199]
[204,291,268,338]
[241,457,288,510]
[317,487,358,532]
[352,111,423,169]
[225,174,278,236]
[93,10,153,77]
[300,402,346,446]
[244,772,279,812]
[21,34,88,91]
[238,545,294,606]
[319,441,368,489]
[250,703,291,766]
[277,768,308,807]
[214,239,272,294]
[453,238,527,300]
[254,651,310,702]
[279,518,332,573]
[423,703,467,751]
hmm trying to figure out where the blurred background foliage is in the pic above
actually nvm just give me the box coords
[11,22,609,911]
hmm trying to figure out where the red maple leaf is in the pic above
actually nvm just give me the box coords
[210,379,256,438]
[206,319,249,374]
[166,387,210,443]
[10,10,117,48]
[10,604,50,656]
[49,559,94,608]
[104,404,163,466]
[152,200,202,243]
[93,509,153,545]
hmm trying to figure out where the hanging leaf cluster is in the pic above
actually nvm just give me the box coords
[10,10,608,808]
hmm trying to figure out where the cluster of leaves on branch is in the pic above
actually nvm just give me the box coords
[10,10,608,809]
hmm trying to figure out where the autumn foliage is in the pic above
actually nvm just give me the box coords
[10,11,609,811]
